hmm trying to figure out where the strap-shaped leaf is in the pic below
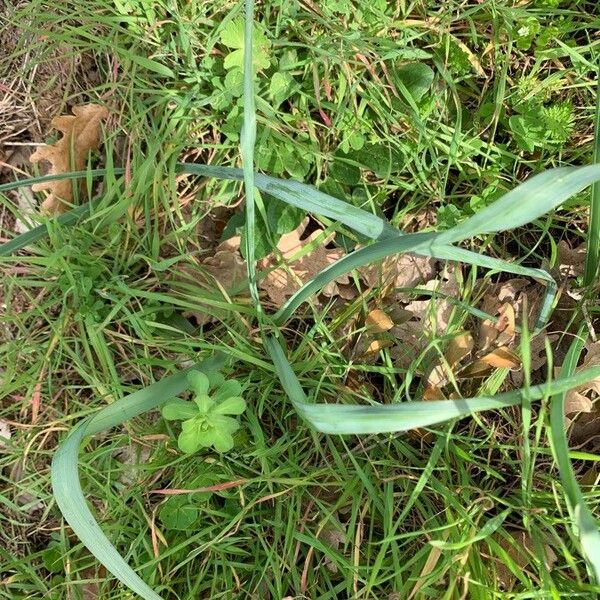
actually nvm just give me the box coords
[549,330,600,581]
[51,355,225,600]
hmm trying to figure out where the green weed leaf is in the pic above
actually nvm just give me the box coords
[159,496,200,530]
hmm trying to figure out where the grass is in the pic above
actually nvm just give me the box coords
[1,0,600,598]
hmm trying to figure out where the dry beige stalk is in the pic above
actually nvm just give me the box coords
[30,104,109,214]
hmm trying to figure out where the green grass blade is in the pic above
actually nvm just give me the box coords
[273,235,557,328]
[266,332,600,434]
[439,165,600,243]
[584,76,600,286]
[180,164,397,240]
[0,163,394,255]
[51,355,225,600]
[241,0,261,310]
[549,329,600,581]
[52,423,163,600]
[0,169,123,257]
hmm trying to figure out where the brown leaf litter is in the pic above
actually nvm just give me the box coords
[487,530,556,591]
[200,218,351,307]
[29,104,109,214]
[258,218,350,306]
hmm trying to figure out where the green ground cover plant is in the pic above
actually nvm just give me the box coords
[1,0,600,598]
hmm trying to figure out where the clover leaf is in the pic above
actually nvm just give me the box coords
[162,371,246,454]
[219,18,271,72]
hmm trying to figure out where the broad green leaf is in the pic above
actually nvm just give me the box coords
[330,156,361,185]
[212,380,243,402]
[179,422,203,454]
[211,414,241,434]
[193,394,215,413]
[188,371,210,396]
[224,69,244,97]
[220,18,271,71]
[159,496,200,530]
[219,18,245,48]
[205,370,226,389]
[266,196,304,234]
[161,399,197,421]
[211,428,235,453]
[214,397,246,415]
[269,71,295,106]
[393,62,434,102]
[346,143,394,178]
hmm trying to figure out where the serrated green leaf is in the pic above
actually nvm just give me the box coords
[220,18,270,71]
[219,18,245,48]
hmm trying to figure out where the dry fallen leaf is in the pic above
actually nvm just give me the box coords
[569,404,600,448]
[478,278,543,336]
[202,236,247,291]
[259,218,349,306]
[30,104,109,214]
[0,419,10,448]
[562,341,600,413]
[556,240,587,278]
[319,523,346,574]
[458,346,520,378]
[403,265,459,334]
[359,252,436,293]
[427,331,474,388]
[560,342,600,436]
[480,302,516,351]
[489,530,556,591]
[564,391,593,415]
[365,308,394,333]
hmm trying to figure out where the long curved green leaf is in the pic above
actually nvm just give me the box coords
[51,354,225,600]
[438,165,600,243]
[265,334,600,434]
[549,330,600,580]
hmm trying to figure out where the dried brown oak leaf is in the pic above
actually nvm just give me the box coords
[259,218,349,306]
[202,236,247,291]
[562,341,600,421]
[30,104,109,214]
[556,240,587,278]
[359,252,436,296]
